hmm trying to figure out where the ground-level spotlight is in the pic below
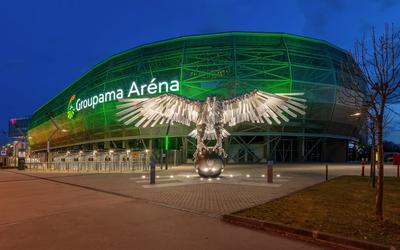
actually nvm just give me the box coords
[246,174,250,178]
[261,174,265,178]
[200,178,204,181]
[216,177,220,181]
[229,174,233,178]
[276,174,281,178]
[208,178,212,182]
[170,175,174,179]
[156,175,160,179]
[141,175,146,179]
[186,175,190,178]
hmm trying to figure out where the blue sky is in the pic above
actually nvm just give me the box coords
[1,0,400,144]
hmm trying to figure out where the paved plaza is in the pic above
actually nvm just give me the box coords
[1,163,397,249]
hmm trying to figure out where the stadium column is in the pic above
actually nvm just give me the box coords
[297,136,305,161]
[182,138,188,164]
[264,136,271,161]
[321,139,328,162]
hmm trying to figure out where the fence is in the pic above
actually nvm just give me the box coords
[4,149,184,173]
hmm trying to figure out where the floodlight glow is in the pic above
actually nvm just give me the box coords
[276,174,281,178]
[261,174,265,178]
[170,175,174,178]
[156,175,160,178]
[246,174,250,178]
[141,175,146,179]
[230,174,233,178]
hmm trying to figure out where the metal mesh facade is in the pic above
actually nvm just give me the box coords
[28,32,363,154]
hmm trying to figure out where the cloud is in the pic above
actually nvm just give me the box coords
[378,0,398,10]
[297,0,346,35]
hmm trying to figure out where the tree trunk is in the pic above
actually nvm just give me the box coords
[370,129,376,188]
[370,143,376,188]
[375,115,384,221]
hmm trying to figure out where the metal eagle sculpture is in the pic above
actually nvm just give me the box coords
[116,89,306,177]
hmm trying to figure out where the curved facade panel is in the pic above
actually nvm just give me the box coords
[28,32,364,162]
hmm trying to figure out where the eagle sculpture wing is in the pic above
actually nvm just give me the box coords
[116,94,200,128]
[222,90,306,126]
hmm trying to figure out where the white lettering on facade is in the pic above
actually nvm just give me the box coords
[75,78,180,113]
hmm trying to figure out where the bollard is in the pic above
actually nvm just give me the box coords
[267,160,273,183]
[361,159,365,177]
[325,164,328,181]
[150,160,156,184]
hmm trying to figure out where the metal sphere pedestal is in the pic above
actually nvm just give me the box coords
[195,148,225,178]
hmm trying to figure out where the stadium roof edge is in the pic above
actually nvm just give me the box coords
[31,32,350,116]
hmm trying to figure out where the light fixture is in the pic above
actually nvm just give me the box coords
[61,129,68,132]
[350,112,361,117]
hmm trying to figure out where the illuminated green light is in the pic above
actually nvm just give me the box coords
[164,134,169,150]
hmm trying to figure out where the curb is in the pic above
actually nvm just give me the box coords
[222,214,398,250]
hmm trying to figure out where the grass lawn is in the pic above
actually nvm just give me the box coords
[236,176,400,246]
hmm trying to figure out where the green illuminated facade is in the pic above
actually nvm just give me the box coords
[28,32,364,162]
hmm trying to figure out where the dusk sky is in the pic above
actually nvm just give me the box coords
[1,0,400,144]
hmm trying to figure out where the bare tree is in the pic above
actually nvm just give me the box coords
[341,24,400,221]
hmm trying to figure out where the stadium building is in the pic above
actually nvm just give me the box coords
[28,32,365,165]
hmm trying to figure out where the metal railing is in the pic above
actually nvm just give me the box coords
[9,149,184,172]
